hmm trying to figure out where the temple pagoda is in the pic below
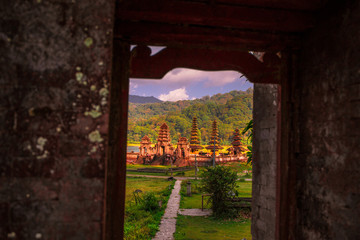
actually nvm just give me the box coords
[139,135,153,155]
[155,123,173,155]
[230,129,246,155]
[206,120,223,152]
[189,117,203,152]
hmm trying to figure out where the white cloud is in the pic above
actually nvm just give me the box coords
[129,82,138,93]
[131,68,243,88]
[158,87,189,102]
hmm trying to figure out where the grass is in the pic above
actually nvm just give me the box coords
[174,215,252,240]
[126,164,172,170]
[126,171,168,176]
[176,178,252,240]
[125,177,173,205]
[124,177,175,239]
[179,180,252,209]
[126,162,252,179]
[127,143,140,146]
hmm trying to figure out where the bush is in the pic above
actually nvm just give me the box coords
[200,165,239,218]
[141,192,160,212]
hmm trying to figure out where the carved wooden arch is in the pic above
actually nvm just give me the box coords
[129,45,281,84]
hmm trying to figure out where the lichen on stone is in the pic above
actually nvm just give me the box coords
[99,87,109,97]
[90,146,98,153]
[84,37,93,47]
[36,137,47,152]
[76,72,83,82]
[84,105,102,118]
[37,150,49,159]
[75,71,87,85]
[90,85,97,91]
[88,130,103,143]
[99,87,109,106]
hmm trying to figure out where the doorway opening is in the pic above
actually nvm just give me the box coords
[122,45,260,239]
[105,40,288,240]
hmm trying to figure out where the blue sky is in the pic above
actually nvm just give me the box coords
[129,46,253,101]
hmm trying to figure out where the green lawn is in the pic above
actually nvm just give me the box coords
[174,215,252,240]
[125,177,173,206]
[180,180,252,209]
[126,162,252,178]
[177,177,252,239]
[126,164,172,170]
[126,171,169,176]
[124,177,175,239]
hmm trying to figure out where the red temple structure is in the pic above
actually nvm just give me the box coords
[139,135,153,156]
[228,129,247,155]
[175,137,190,160]
[155,123,173,156]
[189,117,203,152]
[205,120,224,152]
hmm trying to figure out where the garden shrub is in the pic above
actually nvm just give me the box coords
[200,165,239,218]
[141,192,160,212]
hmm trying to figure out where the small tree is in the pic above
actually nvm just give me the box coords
[242,119,253,164]
[200,165,238,217]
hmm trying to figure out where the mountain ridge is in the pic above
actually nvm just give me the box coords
[129,95,162,104]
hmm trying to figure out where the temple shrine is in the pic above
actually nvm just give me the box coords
[228,129,247,156]
[132,119,247,166]
[139,135,154,156]
[205,120,224,152]
[189,117,203,152]
[155,123,174,156]
[175,137,190,159]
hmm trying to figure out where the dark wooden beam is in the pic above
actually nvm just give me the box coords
[130,45,280,84]
[115,20,300,51]
[180,0,328,11]
[276,50,297,240]
[104,40,130,240]
[116,0,315,33]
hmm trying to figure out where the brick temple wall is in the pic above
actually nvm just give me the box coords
[252,84,278,240]
[295,1,360,239]
[0,1,114,239]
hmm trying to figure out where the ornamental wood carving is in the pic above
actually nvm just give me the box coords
[129,45,281,84]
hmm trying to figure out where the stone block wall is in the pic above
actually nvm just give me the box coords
[295,1,360,239]
[252,83,278,240]
[0,1,114,239]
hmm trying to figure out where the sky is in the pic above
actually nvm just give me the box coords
[129,46,253,101]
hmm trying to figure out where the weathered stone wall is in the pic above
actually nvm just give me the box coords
[295,1,360,239]
[252,84,278,240]
[0,1,114,239]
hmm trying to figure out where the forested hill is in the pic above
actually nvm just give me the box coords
[128,88,253,145]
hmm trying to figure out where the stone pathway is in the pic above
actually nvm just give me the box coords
[153,180,182,240]
[153,180,215,240]
[178,208,212,216]
[128,174,196,180]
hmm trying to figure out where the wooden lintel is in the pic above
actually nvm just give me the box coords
[177,0,327,11]
[115,20,300,51]
[117,0,315,33]
[129,46,280,84]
